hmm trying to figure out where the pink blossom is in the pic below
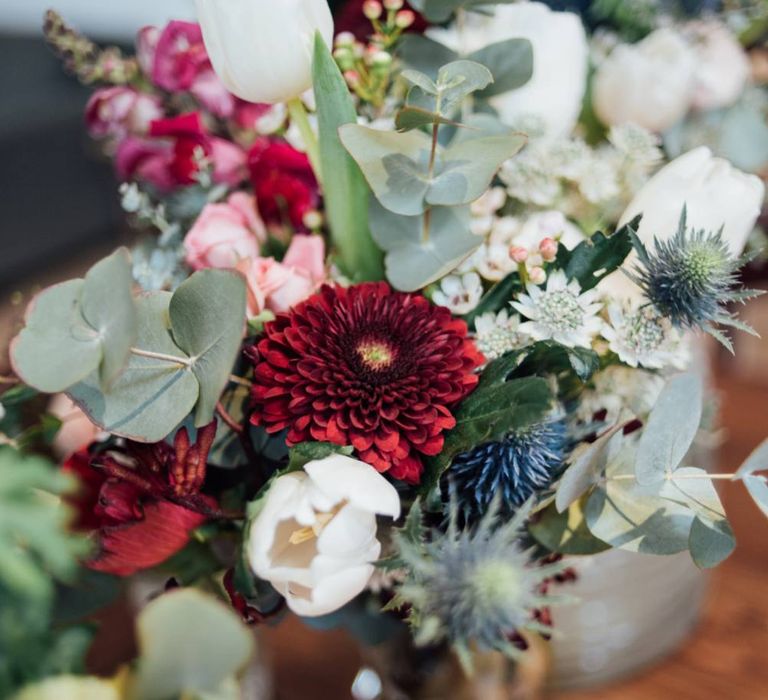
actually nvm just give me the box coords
[235,235,326,317]
[233,101,286,134]
[85,86,163,141]
[184,192,266,271]
[48,394,100,459]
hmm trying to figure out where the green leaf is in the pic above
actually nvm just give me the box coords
[555,423,626,513]
[530,500,611,555]
[313,33,383,281]
[53,570,121,626]
[132,589,254,700]
[436,60,494,116]
[69,293,198,443]
[411,0,519,23]
[556,217,639,291]
[339,124,433,216]
[397,34,458,80]
[80,248,137,387]
[170,270,246,427]
[635,373,703,485]
[10,280,101,393]
[422,376,552,494]
[400,68,438,94]
[735,438,768,517]
[286,441,354,472]
[369,199,480,292]
[395,106,464,133]
[509,341,600,383]
[428,132,526,207]
[689,516,736,569]
[469,38,533,98]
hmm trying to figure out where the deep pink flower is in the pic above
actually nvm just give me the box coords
[85,86,163,141]
[116,112,246,191]
[248,138,319,230]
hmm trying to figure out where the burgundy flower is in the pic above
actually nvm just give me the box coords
[116,112,246,191]
[62,422,219,576]
[138,20,236,118]
[248,283,484,484]
[334,0,427,39]
[248,137,319,230]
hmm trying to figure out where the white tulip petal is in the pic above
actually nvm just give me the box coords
[317,505,378,560]
[285,564,375,617]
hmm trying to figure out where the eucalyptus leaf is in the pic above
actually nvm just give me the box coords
[530,500,611,555]
[369,199,480,291]
[169,270,246,427]
[396,106,464,133]
[436,60,494,116]
[735,438,768,517]
[313,34,383,280]
[400,68,438,94]
[635,373,703,485]
[428,133,526,207]
[339,124,433,216]
[469,38,533,98]
[688,516,735,569]
[69,293,198,443]
[132,589,254,700]
[397,34,458,80]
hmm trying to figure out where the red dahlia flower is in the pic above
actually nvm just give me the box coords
[248,283,484,483]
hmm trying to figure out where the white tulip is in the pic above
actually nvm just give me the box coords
[427,2,588,138]
[686,20,751,112]
[603,147,765,300]
[194,0,334,105]
[247,454,400,617]
[593,28,696,133]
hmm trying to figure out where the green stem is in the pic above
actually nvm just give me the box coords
[422,119,440,244]
[288,97,323,185]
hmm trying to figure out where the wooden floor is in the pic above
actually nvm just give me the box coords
[264,371,768,699]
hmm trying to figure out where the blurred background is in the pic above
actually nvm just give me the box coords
[1,2,767,699]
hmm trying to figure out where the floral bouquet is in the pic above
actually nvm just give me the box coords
[3,0,768,697]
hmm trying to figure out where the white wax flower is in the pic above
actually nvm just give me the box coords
[593,28,696,133]
[248,455,400,617]
[432,273,484,314]
[195,0,334,104]
[427,2,588,138]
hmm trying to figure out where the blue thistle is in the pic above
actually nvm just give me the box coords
[630,208,762,352]
[389,500,566,670]
[447,417,567,523]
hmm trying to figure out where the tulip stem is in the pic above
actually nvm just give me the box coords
[288,97,323,185]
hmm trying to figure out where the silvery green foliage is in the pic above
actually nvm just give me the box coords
[389,499,565,670]
[736,438,768,518]
[630,208,763,351]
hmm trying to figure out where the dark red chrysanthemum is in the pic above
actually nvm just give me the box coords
[248,283,484,484]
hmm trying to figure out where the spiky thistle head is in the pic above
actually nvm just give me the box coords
[387,500,566,671]
[446,416,567,525]
[630,207,762,351]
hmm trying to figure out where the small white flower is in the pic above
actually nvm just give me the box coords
[577,366,666,424]
[608,124,663,167]
[511,270,603,348]
[475,309,524,360]
[248,454,401,617]
[578,157,620,204]
[501,148,561,207]
[475,244,515,282]
[432,273,483,314]
[471,187,507,217]
[601,304,689,369]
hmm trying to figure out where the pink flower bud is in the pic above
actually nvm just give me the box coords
[539,237,558,262]
[509,246,529,264]
[529,267,547,285]
[334,32,356,48]
[395,10,416,28]
[344,70,361,88]
[363,1,383,19]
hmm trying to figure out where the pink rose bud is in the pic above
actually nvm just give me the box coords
[363,1,383,19]
[529,266,547,285]
[539,237,558,262]
[384,0,404,10]
[395,10,416,28]
[509,246,529,264]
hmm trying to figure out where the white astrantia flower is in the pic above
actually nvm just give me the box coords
[432,273,484,314]
[475,309,525,361]
[601,304,689,369]
[512,270,603,348]
[577,366,666,424]
[248,454,400,617]
[608,124,663,167]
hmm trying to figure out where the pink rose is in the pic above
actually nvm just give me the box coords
[235,235,326,317]
[184,192,266,271]
[116,112,247,191]
[138,21,236,119]
[85,87,163,141]
[48,394,100,459]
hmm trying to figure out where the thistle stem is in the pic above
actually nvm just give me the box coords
[130,347,191,367]
[288,97,322,185]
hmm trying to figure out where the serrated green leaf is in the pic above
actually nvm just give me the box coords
[132,589,254,700]
[313,34,383,281]
[69,293,198,443]
[509,341,600,383]
[369,198,480,292]
[556,217,639,291]
[469,38,533,98]
[169,270,245,427]
[81,248,137,387]
[635,373,703,485]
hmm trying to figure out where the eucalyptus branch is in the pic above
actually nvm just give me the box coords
[130,347,192,367]
[609,472,763,483]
